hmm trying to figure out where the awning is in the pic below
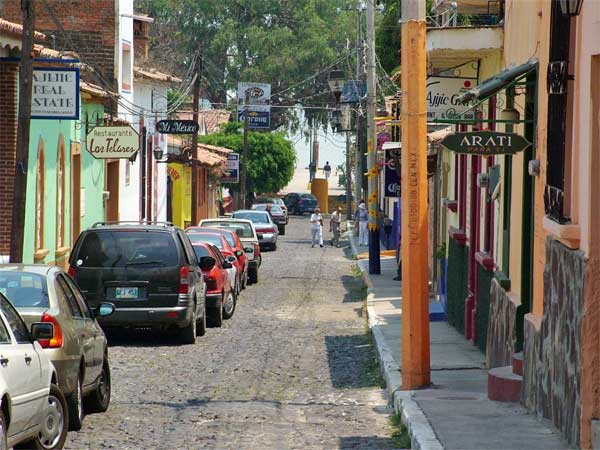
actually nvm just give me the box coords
[458,58,538,104]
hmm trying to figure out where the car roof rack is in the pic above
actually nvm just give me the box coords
[91,221,175,228]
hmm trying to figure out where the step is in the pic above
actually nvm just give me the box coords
[488,365,522,402]
[512,351,524,376]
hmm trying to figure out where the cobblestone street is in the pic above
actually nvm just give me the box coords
[65,217,399,450]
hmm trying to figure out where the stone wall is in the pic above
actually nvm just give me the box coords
[522,237,585,447]
[486,278,517,368]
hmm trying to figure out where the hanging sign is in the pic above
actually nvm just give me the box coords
[440,131,532,155]
[426,76,476,121]
[222,153,240,183]
[237,82,271,129]
[31,67,80,120]
[156,120,199,135]
[237,106,270,129]
[86,126,140,159]
[384,145,401,197]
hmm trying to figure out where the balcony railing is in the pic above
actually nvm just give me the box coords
[428,0,504,28]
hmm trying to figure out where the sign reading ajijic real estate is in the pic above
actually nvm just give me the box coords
[440,131,532,155]
[86,126,140,160]
[31,67,80,120]
[222,153,240,183]
[156,120,199,135]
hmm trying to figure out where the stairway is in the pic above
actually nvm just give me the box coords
[488,352,523,402]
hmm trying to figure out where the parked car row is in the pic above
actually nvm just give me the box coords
[0,213,278,448]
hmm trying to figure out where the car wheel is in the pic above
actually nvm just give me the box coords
[178,305,197,344]
[241,271,247,290]
[0,409,7,450]
[84,359,111,414]
[23,384,68,450]
[208,298,223,327]
[278,226,285,236]
[196,297,207,337]
[271,242,277,251]
[67,373,84,431]
[249,267,258,284]
[222,290,236,320]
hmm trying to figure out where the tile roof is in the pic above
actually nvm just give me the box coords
[134,66,182,84]
[80,80,116,98]
[177,109,231,135]
[0,18,46,41]
[168,137,232,168]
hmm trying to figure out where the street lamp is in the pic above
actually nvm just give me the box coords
[559,0,584,16]
[153,147,164,161]
[328,70,346,103]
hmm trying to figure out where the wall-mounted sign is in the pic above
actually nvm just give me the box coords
[440,131,532,155]
[222,153,240,183]
[156,120,199,135]
[426,76,476,121]
[384,145,401,197]
[86,126,140,159]
[31,67,80,120]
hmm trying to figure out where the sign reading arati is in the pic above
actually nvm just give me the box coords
[86,126,140,160]
[156,120,199,135]
[440,131,532,155]
[222,153,240,183]
[31,67,80,120]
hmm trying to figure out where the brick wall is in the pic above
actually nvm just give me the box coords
[0,63,18,257]
[1,0,117,88]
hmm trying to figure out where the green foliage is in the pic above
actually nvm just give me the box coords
[376,0,401,74]
[198,123,296,194]
[389,413,412,448]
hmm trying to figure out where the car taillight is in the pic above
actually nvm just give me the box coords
[67,266,75,277]
[39,313,63,349]
[206,276,218,291]
[178,266,189,294]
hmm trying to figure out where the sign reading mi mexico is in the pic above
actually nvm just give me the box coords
[31,67,80,120]
[86,126,140,160]
[440,131,532,156]
[156,120,199,135]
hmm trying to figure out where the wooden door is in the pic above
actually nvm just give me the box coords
[106,161,119,222]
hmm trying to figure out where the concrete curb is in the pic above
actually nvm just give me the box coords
[346,225,444,450]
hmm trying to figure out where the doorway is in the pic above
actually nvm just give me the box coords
[106,161,119,222]
[71,144,81,241]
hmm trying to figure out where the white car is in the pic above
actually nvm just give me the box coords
[0,292,69,449]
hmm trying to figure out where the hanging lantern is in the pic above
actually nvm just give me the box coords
[559,0,584,16]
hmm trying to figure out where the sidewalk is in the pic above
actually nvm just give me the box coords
[348,230,574,450]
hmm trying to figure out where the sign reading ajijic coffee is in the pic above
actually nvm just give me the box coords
[156,120,199,135]
[440,131,532,155]
[31,67,80,120]
[86,126,140,160]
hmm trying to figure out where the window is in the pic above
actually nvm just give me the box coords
[0,272,49,308]
[62,276,92,319]
[35,140,45,251]
[0,314,11,344]
[56,136,66,248]
[56,276,83,318]
[121,41,132,91]
[0,295,31,343]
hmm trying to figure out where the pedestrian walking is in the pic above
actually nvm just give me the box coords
[330,206,343,247]
[354,200,369,246]
[323,161,332,179]
[310,207,324,248]
[383,215,393,249]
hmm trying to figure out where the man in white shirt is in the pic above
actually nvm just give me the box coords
[310,207,324,248]
[330,206,342,247]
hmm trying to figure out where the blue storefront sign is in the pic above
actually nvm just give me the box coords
[237,107,270,129]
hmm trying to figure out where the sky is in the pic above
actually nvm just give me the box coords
[289,126,348,172]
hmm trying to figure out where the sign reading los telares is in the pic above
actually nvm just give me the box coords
[86,126,139,159]
[440,131,532,155]
[156,120,199,135]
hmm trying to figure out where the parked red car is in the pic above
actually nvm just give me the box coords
[187,226,249,290]
[192,242,236,327]
[187,232,242,294]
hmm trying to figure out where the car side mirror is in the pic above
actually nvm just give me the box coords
[31,322,54,341]
[235,250,243,257]
[223,261,233,269]
[97,302,115,317]
[226,255,237,263]
[199,256,216,270]
[244,247,253,253]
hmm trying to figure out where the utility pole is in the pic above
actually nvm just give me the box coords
[190,50,202,225]
[10,0,35,263]
[240,92,250,209]
[400,0,431,389]
[366,0,380,274]
[345,130,352,219]
[354,1,364,207]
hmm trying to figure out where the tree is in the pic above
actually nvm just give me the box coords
[199,122,296,194]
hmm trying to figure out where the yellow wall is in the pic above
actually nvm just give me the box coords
[168,164,191,229]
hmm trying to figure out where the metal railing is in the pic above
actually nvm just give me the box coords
[427,0,504,28]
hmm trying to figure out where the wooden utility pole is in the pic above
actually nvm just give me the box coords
[400,0,431,389]
[190,51,202,225]
[354,2,364,206]
[240,92,250,209]
[345,130,352,219]
[10,0,35,263]
[366,0,380,274]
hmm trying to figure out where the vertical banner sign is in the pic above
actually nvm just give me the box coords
[426,76,476,121]
[237,82,271,129]
[222,153,240,183]
[384,146,401,197]
[31,67,80,120]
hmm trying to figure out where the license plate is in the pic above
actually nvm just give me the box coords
[115,287,138,299]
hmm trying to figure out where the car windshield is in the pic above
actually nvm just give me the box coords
[0,272,49,308]
[233,212,270,224]
[201,221,255,239]
[188,233,224,249]
[301,194,317,201]
[274,199,284,206]
[253,204,283,214]
[75,231,178,268]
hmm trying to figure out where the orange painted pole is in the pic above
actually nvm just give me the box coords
[400,18,431,389]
